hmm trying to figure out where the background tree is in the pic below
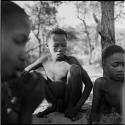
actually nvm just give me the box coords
[25,1,58,57]
[17,1,124,66]
[115,1,125,22]
[75,1,93,64]
[75,1,101,64]
[99,1,115,49]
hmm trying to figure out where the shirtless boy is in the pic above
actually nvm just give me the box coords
[90,45,124,124]
[1,1,46,124]
[25,28,93,120]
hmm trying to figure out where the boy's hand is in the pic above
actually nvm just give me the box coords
[20,71,44,109]
[9,71,44,123]
[65,106,80,120]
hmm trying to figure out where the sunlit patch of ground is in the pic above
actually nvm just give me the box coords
[32,111,89,124]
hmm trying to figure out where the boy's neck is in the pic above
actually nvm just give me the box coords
[52,55,68,62]
[103,72,123,84]
[105,75,123,85]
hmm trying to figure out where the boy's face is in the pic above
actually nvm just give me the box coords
[1,14,31,81]
[104,53,124,81]
[48,34,67,61]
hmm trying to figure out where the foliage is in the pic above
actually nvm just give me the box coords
[25,1,58,57]
[115,1,125,22]
[21,1,124,66]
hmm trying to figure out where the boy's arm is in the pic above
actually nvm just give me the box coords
[25,54,49,72]
[12,71,45,124]
[75,67,93,108]
[90,78,103,124]
[69,56,93,108]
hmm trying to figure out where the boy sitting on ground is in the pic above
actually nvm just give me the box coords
[25,28,93,120]
[90,45,124,124]
[1,1,45,124]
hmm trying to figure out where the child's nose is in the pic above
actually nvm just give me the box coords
[117,65,124,72]
[57,47,63,52]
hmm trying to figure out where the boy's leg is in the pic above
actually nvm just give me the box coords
[36,78,57,117]
[64,64,82,112]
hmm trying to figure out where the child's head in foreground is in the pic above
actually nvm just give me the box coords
[47,28,68,61]
[1,1,31,81]
[102,44,124,81]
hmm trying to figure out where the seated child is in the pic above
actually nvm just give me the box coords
[25,28,93,120]
[4,71,45,124]
[90,45,124,124]
[1,1,47,124]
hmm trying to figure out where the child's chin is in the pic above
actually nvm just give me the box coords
[115,77,124,81]
[56,56,65,61]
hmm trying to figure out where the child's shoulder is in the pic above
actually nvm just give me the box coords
[94,77,107,89]
[67,55,79,64]
[95,77,107,84]
[67,55,77,60]
[39,53,52,63]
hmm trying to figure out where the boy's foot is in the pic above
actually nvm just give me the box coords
[70,112,83,121]
[36,105,56,118]
[36,112,46,118]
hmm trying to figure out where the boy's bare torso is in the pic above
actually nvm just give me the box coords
[41,54,78,98]
[100,77,123,114]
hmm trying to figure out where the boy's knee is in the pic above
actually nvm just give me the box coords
[69,64,81,76]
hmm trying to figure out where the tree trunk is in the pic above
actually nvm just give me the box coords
[41,30,45,53]
[35,29,42,57]
[100,1,115,50]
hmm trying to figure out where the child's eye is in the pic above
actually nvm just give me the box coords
[62,44,66,47]
[54,45,59,48]
[112,63,119,67]
[14,38,30,45]
[121,62,124,67]
[54,44,66,48]
[14,40,25,45]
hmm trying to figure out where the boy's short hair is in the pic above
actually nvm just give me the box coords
[47,27,68,42]
[102,44,124,62]
[1,1,28,25]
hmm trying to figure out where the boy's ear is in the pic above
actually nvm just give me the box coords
[46,44,50,53]
[45,43,48,48]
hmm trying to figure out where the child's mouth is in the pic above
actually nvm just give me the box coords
[57,53,63,55]
[117,73,124,77]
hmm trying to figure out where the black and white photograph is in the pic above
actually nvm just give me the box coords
[1,1,125,124]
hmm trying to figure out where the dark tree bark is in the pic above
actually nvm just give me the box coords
[100,1,115,49]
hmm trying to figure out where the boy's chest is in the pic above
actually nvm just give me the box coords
[104,85,123,107]
[43,61,70,82]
